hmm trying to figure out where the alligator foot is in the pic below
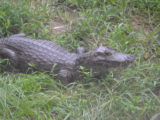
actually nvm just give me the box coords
[58,69,74,84]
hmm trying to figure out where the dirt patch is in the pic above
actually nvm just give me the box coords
[50,9,79,34]
[51,16,68,34]
[131,15,155,34]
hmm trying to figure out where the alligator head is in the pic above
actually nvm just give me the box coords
[78,46,134,68]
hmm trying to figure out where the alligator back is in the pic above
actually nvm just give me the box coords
[0,35,77,71]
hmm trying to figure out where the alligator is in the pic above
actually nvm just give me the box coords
[0,34,134,84]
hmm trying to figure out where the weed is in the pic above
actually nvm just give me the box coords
[0,0,159,119]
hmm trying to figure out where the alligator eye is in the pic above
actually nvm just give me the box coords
[94,52,111,56]
[94,52,103,56]
[105,52,112,56]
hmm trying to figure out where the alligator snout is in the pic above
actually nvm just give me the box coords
[126,54,134,62]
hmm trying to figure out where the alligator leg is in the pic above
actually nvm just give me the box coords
[57,69,75,84]
[0,47,18,66]
[76,47,86,54]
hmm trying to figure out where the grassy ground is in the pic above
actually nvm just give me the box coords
[0,0,160,119]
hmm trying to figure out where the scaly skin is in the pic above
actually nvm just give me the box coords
[0,34,134,84]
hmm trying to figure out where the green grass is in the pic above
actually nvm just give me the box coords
[0,0,160,119]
